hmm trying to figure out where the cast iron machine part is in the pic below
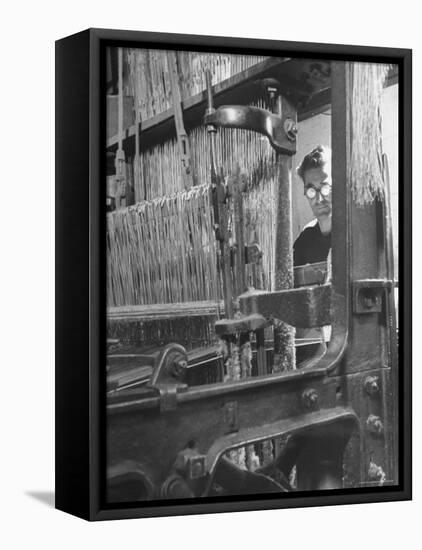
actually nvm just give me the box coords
[107,77,348,500]
[107,337,359,500]
[107,74,343,501]
[107,63,398,501]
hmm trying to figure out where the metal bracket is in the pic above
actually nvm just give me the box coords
[352,279,394,314]
[148,343,188,386]
[211,172,230,243]
[187,455,207,480]
[155,383,188,412]
[215,313,268,336]
[204,105,296,155]
[294,261,328,287]
[147,343,189,411]
[173,447,208,480]
[239,284,331,328]
[256,77,282,111]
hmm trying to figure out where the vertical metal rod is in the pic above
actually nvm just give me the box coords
[205,70,233,319]
[232,171,246,296]
[118,47,123,150]
[167,51,194,189]
[256,328,267,375]
[330,62,350,344]
[133,51,142,201]
[273,95,295,373]
[381,154,398,484]
[205,70,217,183]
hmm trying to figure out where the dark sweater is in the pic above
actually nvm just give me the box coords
[293,220,331,267]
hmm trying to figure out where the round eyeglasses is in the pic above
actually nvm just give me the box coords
[305,184,331,200]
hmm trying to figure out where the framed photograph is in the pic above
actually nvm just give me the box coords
[55,28,412,521]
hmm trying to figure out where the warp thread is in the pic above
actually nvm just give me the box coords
[349,62,390,205]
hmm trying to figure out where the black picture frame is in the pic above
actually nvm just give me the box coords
[55,28,412,521]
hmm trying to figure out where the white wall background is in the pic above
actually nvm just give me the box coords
[0,2,418,548]
[382,83,399,277]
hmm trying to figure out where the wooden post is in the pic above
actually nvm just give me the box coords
[134,52,142,201]
[115,47,127,209]
[167,51,194,189]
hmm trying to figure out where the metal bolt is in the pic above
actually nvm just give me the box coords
[302,388,319,409]
[174,447,206,480]
[364,376,380,396]
[363,295,376,308]
[360,289,379,310]
[188,456,206,480]
[258,78,281,104]
[315,268,326,284]
[366,414,384,436]
[367,460,386,485]
[172,359,187,380]
[284,118,298,141]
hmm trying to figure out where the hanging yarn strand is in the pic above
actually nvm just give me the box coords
[349,62,390,205]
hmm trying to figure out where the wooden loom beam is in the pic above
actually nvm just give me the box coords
[107,301,224,322]
[106,60,398,154]
[106,57,312,152]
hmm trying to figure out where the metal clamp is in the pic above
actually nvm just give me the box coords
[204,105,296,155]
[147,344,189,411]
[294,261,328,287]
[156,384,187,412]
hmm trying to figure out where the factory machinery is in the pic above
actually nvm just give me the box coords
[105,52,398,501]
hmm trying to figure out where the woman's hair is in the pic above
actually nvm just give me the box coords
[296,145,331,181]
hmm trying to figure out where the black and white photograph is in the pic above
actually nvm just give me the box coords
[3,0,421,541]
[104,45,401,505]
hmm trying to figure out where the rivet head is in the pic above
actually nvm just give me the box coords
[302,388,319,409]
[284,118,298,140]
[364,376,380,396]
[172,359,187,380]
[366,414,384,436]
[368,460,386,485]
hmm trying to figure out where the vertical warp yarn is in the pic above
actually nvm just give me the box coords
[107,177,277,307]
[136,118,277,203]
[125,48,269,122]
[349,62,390,205]
[106,184,218,307]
